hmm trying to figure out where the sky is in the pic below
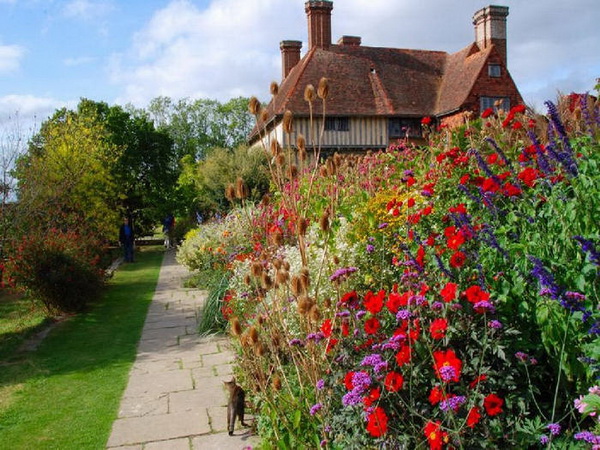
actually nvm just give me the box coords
[0,0,599,130]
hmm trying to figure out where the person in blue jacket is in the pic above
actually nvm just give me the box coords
[119,217,135,262]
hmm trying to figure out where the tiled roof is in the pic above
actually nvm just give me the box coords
[250,42,493,140]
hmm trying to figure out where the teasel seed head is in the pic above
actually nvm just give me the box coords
[249,326,259,344]
[240,333,252,349]
[298,217,308,236]
[300,268,310,291]
[319,211,330,232]
[287,164,298,180]
[235,177,248,199]
[271,332,281,349]
[251,261,263,278]
[270,81,279,96]
[272,375,282,391]
[297,295,314,315]
[260,108,268,122]
[276,270,289,285]
[309,304,321,322]
[244,274,252,285]
[296,134,306,152]
[272,258,282,270]
[283,110,293,134]
[261,273,273,290]
[333,152,342,168]
[261,193,271,206]
[230,317,242,336]
[319,165,328,177]
[304,84,316,102]
[326,158,336,176]
[291,275,303,296]
[276,153,285,167]
[299,149,307,161]
[270,139,282,157]
[254,342,266,357]
[317,77,329,100]
[225,183,236,201]
[272,230,284,246]
[333,255,340,265]
[249,96,261,115]
[258,315,265,325]
[282,260,290,271]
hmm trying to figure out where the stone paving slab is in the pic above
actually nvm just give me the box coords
[107,249,259,450]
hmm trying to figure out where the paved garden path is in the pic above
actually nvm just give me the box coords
[106,249,259,450]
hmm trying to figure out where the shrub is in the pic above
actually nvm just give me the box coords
[3,229,105,314]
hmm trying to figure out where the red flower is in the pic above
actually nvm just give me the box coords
[446,231,465,250]
[407,177,416,187]
[503,183,522,197]
[469,374,488,389]
[481,107,494,118]
[364,290,385,314]
[341,321,350,337]
[440,282,457,302]
[482,177,500,193]
[448,203,467,214]
[387,291,410,313]
[363,387,381,407]
[340,290,358,306]
[395,344,412,366]
[429,318,448,340]
[421,116,432,125]
[424,420,447,450]
[321,319,333,337]
[366,406,388,437]
[325,338,338,353]
[511,121,523,130]
[407,197,416,208]
[364,317,381,335]
[433,349,462,383]
[511,104,526,114]
[466,406,482,428]
[459,174,470,185]
[428,385,445,405]
[449,251,467,268]
[384,371,404,392]
[463,285,490,304]
[484,393,504,416]
[344,371,355,390]
[517,167,541,188]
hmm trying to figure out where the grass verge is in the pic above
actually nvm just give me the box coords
[0,247,164,449]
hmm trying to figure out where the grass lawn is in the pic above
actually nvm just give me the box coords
[0,247,164,449]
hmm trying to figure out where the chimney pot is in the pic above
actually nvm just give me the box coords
[305,1,334,50]
[337,35,361,46]
[473,5,509,65]
[280,40,302,79]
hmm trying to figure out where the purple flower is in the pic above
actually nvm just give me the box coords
[352,372,372,392]
[539,435,549,445]
[474,301,496,314]
[320,440,327,448]
[356,310,367,320]
[488,320,503,329]
[439,365,456,383]
[515,351,529,362]
[431,301,444,310]
[310,403,323,416]
[307,333,325,343]
[565,291,586,301]
[378,222,389,229]
[329,266,358,282]
[574,431,600,444]
[396,309,412,321]
[546,423,561,436]
[316,379,325,390]
[342,390,362,407]
[439,395,466,412]
[529,256,562,300]
[289,338,305,347]
[335,311,350,318]
[361,353,384,368]
[366,244,375,253]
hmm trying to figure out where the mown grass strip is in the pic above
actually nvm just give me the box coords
[0,247,164,450]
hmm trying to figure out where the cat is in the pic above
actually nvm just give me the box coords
[224,378,248,436]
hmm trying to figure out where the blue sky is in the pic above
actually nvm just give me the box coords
[1,0,599,128]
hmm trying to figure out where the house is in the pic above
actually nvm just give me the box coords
[249,1,523,152]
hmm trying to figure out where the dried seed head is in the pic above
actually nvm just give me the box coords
[249,96,261,115]
[317,77,329,100]
[319,211,330,232]
[258,315,265,325]
[230,317,242,336]
[324,297,332,309]
[260,108,268,122]
[333,152,342,168]
[271,332,281,348]
[304,84,316,102]
[244,274,251,285]
[276,153,285,167]
[333,255,340,265]
[296,134,306,151]
[272,376,282,391]
[283,260,290,271]
[261,193,271,206]
[272,231,284,246]
[319,165,328,177]
[298,217,308,236]
[297,296,314,315]
[235,178,248,199]
[283,110,293,134]
[276,270,289,285]
[251,261,263,278]
[291,275,303,296]
[249,326,259,344]
[225,183,236,201]
[287,164,298,180]
[300,268,310,290]
[241,333,252,349]
[261,273,273,290]
[270,139,282,157]
[326,158,336,176]
[270,81,279,96]
[309,304,321,322]
[299,149,307,161]
[254,342,266,357]
[272,259,282,270]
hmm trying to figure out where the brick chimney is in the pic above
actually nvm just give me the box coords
[305,1,333,50]
[473,5,509,65]
[280,40,302,79]
[337,35,361,46]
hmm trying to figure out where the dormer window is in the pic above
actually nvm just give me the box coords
[488,64,501,78]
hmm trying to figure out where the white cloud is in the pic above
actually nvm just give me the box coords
[110,0,600,109]
[63,56,96,67]
[63,0,114,20]
[0,94,73,126]
[0,43,25,73]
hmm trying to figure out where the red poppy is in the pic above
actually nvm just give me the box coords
[340,290,358,305]
[344,371,355,390]
[321,319,333,337]
[511,104,526,114]
[384,371,404,392]
[428,385,445,405]
[440,282,457,303]
[364,290,385,314]
[446,231,465,250]
[512,121,523,130]
[366,406,388,437]
[429,318,448,340]
[341,321,350,337]
[517,167,541,188]
[424,420,447,450]
[448,203,467,214]
[406,177,416,187]
[459,174,470,185]
[421,205,433,216]
[463,285,490,304]
[481,107,494,118]
[482,177,501,193]
[395,344,412,366]
[421,116,432,125]
[433,349,462,383]
[466,406,482,428]
[325,338,338,353]
[487,153,499,164]
[469,374,488,389]
[364,317,381,335]
[449,251,467,268]
[363,387,381,407]
[484,393,504,416]
[416,245,426,267]
[387,291,410,313]
[503,183,522,197]
[407,197,416,207]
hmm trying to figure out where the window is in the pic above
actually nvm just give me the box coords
[488,64,501,78]
[480,96,510,112]
[325,117,350,131]
[388,118,422,138]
